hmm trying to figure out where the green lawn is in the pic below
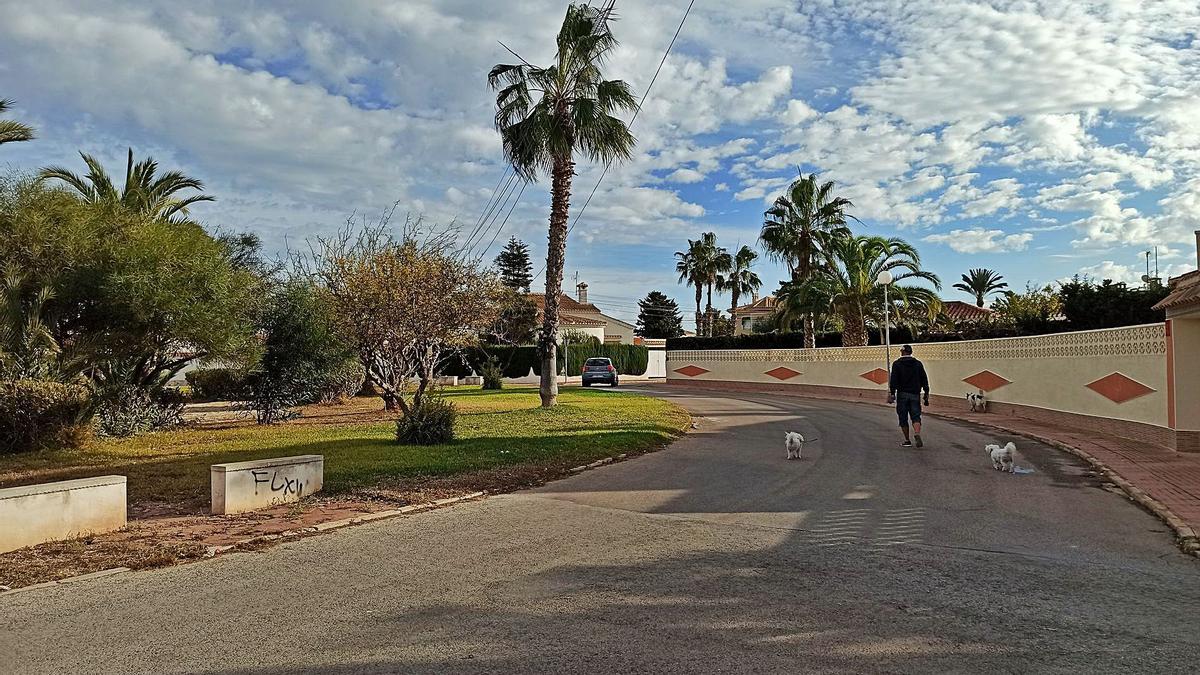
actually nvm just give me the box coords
[0,387,689,507]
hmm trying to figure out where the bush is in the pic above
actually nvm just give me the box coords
[243,372,303,425]
[480,356,503,390]
[93,385,185,438]
[395,398,457,445]
[0,380,91,453]
[556,343,650,375]
[312,359,366,404]
[185,368,249,401]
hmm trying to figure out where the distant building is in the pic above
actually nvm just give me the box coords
[940,300,994,325]
[731,293,777,335]
[526,281,635,344]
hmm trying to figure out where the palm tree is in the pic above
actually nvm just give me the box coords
[0,264,60,380]
[0,99,35,146]
[719,245,762,321]
[785,235,941,347]
[39,148,214,223]
[693,232,730,337]
[953,268,1008,307]
[489,3,637,408]
[760,172,855,347]
[675,239,707,336]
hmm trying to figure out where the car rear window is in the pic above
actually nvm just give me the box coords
[585,358,610,366]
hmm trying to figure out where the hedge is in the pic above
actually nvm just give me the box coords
[439,344,649,377]
[185,368,250,401]
[664,325,1075,351]
[0,380,92,454]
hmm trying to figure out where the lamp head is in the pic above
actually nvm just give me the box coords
[876,270,893,285]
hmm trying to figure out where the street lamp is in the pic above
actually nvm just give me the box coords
[875,270,894,372]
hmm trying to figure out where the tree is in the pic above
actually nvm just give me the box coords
[635,291,684,339]
[0,263,63,380]
[1057,276,1168,330]
[784,235,941,347]
[953,268,1008,307]
[39,148,214,223]
[718,245,762,317]
[697,232,731,337]
[311,221,503,413]
[674,240,705,336]
[993,284,1062,333]
[489,3,638,408]
[0,99,35,146]
[488,288,539,345]
[494,237,533,292]
[760,172,855,348]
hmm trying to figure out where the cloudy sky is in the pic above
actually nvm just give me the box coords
[2,0,1198,326]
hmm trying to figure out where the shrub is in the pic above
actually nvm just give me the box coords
[92,385,185,438]
[244,372,303,425]
[185,368,249,401]
[258,280,355,406]
[480,355,503,390]
[313,359,367,404]
[395,398,457,445]
[0,379,91,453]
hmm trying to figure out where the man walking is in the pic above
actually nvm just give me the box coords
[887,344,930,447]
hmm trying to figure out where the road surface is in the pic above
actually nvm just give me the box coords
[3,388,1197,674]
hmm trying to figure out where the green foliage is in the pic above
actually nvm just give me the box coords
[488,289,538,345]
[0,379,91,453]
[560,343,648,376]
[494,237,533,292]
[256,279,355,410]
[992,284,1064,333]
[92,385,185,438]
[674,232,730,337]
[953,268,1008,307]
[480,355,504,390]
[1058,276,1168,330]
[314,359,367,404]
[39,148,214,223]
[185,368,250,402]
[395,397,457,445]
[0,98,36,146]
[718,245,762,316]
[635,291,684,339]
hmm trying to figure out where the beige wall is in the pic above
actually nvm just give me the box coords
[668,324,1169,429]
[1,476,127,553]
[1169,317,1200,433]
[211,455,324,515]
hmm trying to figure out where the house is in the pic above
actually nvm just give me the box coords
[731,294,777,335]
[940,300,994,324]
[526,282,636,344]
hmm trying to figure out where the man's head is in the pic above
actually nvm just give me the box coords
[900,344,913,356]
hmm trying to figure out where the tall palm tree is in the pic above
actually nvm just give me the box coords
[719,245,762,320]
[953,268,1008,307]
[760,172,855,347]
[39,148,214,223]
[694,232,730,337]
[675,242,705,336]
[784,235,941,347]
[489,3,637,407]
[0,98,35,146]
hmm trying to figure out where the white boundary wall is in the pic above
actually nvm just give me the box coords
[0,476,127,553]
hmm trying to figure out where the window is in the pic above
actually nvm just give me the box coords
[741,317,752,329]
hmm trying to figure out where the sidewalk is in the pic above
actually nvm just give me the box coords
[930,406,1200,554]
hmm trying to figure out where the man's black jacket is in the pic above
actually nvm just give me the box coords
[889,356,929,396]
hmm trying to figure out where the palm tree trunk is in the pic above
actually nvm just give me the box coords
[694,287,702,337]
[730,288,739,332]
[804,314,816,349]
[975,293,984,308]
[539,152,574,408]
[843,312,868,347]
[705,281,714,337]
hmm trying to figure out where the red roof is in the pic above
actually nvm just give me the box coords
[942,300,994,323]
[527,293,601,314]
[732,296,777,315]
[1153,270,1200,312]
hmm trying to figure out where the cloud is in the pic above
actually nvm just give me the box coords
[924,228,1033,254]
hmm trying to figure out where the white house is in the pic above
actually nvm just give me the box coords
[527,282,635,344]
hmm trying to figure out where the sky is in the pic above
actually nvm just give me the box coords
[2,0,1199,328]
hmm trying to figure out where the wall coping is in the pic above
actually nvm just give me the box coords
[0,475,127,500]
[211,455,323,474]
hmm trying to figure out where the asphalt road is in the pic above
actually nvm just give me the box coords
[3,388,1198,674]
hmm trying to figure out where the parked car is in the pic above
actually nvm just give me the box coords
[581,357,619,387]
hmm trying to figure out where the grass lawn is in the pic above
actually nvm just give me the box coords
[0,387,689,508]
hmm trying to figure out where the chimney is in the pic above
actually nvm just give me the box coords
[576,281,588,304]
[751,291,759,304]
[1195,230,1199,269]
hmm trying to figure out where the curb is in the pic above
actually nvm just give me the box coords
[1,567,130,597]
[925,410,1200,559]
[568,453,628,474]
[204,491,489,558]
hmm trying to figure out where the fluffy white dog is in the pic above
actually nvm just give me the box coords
[785,432,805,460]
[967,392,987,413]
[986,441,1016,472]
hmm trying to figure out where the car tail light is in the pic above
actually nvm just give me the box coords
[607,365,615,372]
[581,366,586,374]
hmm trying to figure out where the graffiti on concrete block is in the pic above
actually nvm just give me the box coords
[250,469,306,498]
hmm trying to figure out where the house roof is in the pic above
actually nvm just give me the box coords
[527,293,601,314]
[559,313,606,327]
[732,296,777,315]
[941,300,994,323]
[1153,270,1200,312]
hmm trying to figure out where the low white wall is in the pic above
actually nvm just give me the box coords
[211,455,324,515]
[0,476,127,553]
[668,324,1169,429]
[646,349,666,378]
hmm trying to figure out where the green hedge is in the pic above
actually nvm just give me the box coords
[185,368,250,401]
[440,344,649,377]
[0,380,92,454]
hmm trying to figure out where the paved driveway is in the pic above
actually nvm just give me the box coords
[3,388,1197,674]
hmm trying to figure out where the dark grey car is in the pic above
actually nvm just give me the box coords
[580,357,619,387]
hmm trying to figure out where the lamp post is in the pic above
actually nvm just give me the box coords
[876,270,894,372]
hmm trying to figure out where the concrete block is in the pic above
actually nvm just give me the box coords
[0,476,127,553]
[461,376,483,386]
[211,455,323,515]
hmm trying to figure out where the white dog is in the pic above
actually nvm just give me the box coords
[785,432,805,460]
[985,441,1016,472]
[967,392,987,413]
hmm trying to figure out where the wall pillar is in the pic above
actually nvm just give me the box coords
[1168,315,1200,452]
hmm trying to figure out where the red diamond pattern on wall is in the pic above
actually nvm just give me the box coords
[674,365,709,378]
[963,370,1011,392]
[860,368,889,385]
[764,366,801,380]
[1086,372,1155,404]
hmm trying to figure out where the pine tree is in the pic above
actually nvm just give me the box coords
[494,237,533,292]
[636,291,684,339]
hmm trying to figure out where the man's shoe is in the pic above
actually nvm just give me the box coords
[901,440,913,447]
[915,434,923,448]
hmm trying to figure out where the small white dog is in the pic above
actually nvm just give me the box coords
[985,441,1016,472]
[785,432,805,460]
[967,392,987,413]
